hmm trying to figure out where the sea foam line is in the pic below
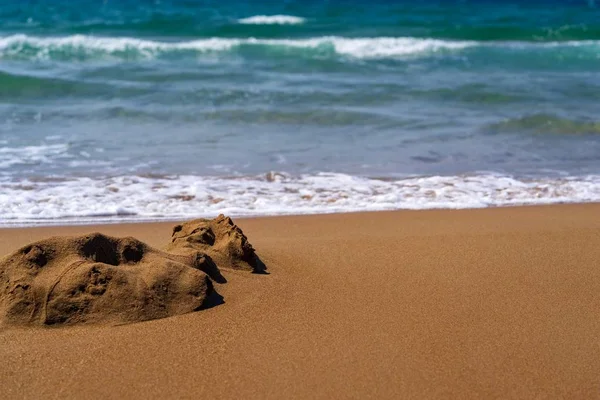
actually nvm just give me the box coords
[2,34,598,61]
[0,34,477,59]
[1,172,600,226]
[238,15,306,25]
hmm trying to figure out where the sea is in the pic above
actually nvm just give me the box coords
[1,0,600,226]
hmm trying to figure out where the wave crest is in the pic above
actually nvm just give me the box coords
[0,34,475,60]
[238,15,306,25]
[1,34,599,62]
[486,114,600,135]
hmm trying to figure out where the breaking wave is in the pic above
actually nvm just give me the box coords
[1,172,600,226]
[0,34,476,60]
[1,34,598,62]
[238,15,306,25]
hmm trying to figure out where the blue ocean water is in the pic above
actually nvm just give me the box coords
[1,0,600,224]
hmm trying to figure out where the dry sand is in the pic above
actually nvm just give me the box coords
[1,204,600,398]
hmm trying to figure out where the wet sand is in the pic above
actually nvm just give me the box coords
[1,204,600,398]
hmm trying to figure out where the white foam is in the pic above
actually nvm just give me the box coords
[0,144,70,169]
[0,34,476,60]
[2,34,599,61]
[238,15,306,25]
[1,172,599,226]
[320,37,475,58]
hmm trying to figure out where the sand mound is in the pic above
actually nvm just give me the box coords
[0,215,261,327]
[166,214,265,273]
[0,232,219,326]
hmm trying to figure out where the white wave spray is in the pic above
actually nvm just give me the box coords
[1,34,599,61]
[0,34,476,60]
[238,15,306,25]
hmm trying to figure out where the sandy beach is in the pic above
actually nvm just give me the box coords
[1,204,600,398]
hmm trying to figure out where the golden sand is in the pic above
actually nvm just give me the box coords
[1,204,599,398]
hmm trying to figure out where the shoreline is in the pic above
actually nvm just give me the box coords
[2,200,600,230]
[2,203,600,398]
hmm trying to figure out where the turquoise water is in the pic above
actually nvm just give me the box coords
[1,0,600,224]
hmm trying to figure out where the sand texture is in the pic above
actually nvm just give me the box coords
[0,215,257,327]
[166,214,265,273]
[1,204,600,398]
